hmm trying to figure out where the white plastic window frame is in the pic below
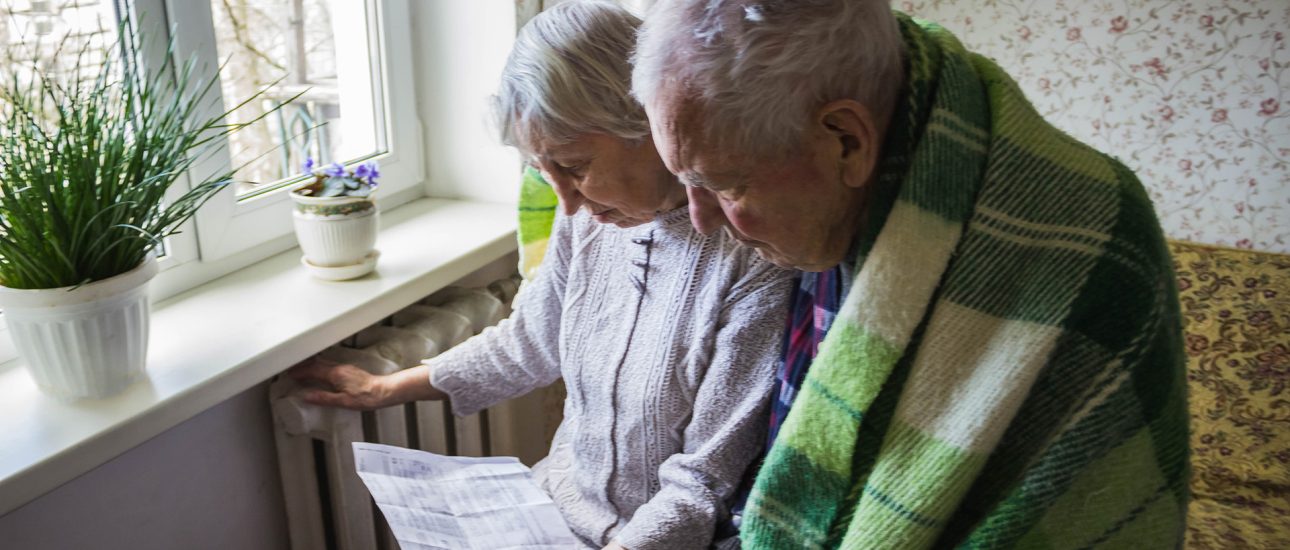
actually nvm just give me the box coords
[164,0,424,263]
[0,0,424,366]
[127,0,202,270]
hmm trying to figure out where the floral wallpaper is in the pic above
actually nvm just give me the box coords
[903,0,1290,254]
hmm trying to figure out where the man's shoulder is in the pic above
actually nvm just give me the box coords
[973,56,1170,283]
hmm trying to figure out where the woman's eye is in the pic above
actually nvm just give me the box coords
[560,163,587,177]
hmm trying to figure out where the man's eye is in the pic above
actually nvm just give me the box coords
[717,185,746,200]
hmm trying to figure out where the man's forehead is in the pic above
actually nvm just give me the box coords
[652,92,735,174]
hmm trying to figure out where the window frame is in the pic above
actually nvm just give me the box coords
[160,0,425,263]
[0,0,426,364]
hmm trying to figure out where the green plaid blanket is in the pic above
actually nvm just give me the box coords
[741,15,1189,549]
[517,166,558,280]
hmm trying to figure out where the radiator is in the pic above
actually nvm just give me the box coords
[269,276,563,550]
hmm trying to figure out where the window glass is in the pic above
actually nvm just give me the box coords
[209,0,387,197]
[1,1,121,90]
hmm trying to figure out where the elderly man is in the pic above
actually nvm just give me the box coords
[632,1,1189,549]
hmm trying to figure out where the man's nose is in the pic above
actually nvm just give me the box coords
[687,187,726,235]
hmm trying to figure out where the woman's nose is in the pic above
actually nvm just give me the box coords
[686,187,727,235]
[549,179,583,216]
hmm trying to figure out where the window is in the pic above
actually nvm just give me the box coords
[1,1,119,78]
[0,0,423,288]
[209,0,389,198]
[1,2,190,262]
[171,0,423,262]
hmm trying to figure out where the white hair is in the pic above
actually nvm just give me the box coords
[492,0,649,154]
[632,0,906,156]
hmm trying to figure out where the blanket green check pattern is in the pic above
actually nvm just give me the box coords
[741,15,1189,550]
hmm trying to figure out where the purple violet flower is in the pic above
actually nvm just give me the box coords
[361,161,380,185]
[301,157,315,174]
[324,162,346,178]
[354,163,372,180]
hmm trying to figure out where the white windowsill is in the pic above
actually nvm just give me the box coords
[0,197,518,517]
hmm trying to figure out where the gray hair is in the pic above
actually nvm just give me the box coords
[632,0,906,156]
[493,0,649,154]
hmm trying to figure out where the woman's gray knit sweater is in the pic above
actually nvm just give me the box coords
[428,207,794,549]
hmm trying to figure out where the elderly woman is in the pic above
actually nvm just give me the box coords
[633,1,1189,549]
[290,2,794,549]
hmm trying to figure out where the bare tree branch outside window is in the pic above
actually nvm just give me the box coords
[210,0,347,195]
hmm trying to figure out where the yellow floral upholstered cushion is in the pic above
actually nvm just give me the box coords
[1171,242,1290,549]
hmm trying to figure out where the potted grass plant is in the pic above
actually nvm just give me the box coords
[0,26,292,400]
[290,158,381,280]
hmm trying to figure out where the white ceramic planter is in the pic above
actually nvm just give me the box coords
[0,256,158,400]
[291,191,379,278]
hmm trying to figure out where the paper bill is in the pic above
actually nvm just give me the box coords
[353,442,581,550]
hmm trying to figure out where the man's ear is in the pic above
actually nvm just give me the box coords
[817,99,881,189]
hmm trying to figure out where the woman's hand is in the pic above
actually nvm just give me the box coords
[288,358,446,410]
[602,542,627,550]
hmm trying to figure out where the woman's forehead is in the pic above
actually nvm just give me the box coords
[533,134,611,160]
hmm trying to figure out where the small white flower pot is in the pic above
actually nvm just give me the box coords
[0,256,158,400]
[291,191,379,279]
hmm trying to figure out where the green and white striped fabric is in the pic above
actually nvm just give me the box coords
[517,166,559,280]
[741,15,1189,550]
